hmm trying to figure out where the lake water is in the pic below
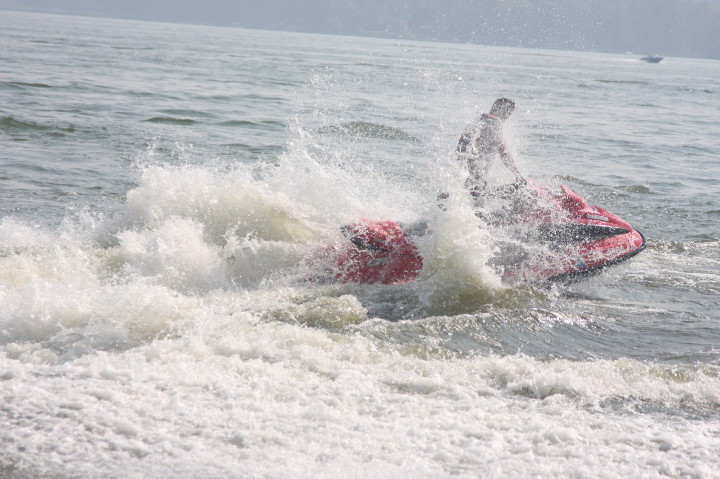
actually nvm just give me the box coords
[1,10,719,478]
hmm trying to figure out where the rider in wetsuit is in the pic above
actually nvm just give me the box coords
[455,98,525,208]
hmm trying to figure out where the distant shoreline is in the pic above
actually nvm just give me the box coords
[2,5,719,61]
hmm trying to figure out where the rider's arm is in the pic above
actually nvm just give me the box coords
[499,142,526,185]
[456,129,473,155]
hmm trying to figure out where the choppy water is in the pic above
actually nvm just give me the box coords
[1,10,720,479]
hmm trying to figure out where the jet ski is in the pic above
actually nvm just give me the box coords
[481,180,647,283]
[317,180,646,285]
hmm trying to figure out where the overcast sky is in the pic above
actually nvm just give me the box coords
[2,0,719,59]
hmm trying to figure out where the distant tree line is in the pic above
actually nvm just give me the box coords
[3,0,720,58]
[229,0,720,59]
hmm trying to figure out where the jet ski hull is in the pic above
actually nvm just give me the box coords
[326,182,646,285]
[496,184,647,283]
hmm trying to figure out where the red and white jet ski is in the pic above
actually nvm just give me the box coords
[323,180,645,285]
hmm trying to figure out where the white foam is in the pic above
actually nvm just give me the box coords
[0,126,716,479]
[2,313,720,478]
[1,206,718,477]
[125,165,320,244]
[115,216,228,293]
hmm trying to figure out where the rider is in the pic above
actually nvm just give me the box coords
[455,98,526,208]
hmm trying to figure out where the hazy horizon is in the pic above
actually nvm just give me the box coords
[2,0,720,60]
